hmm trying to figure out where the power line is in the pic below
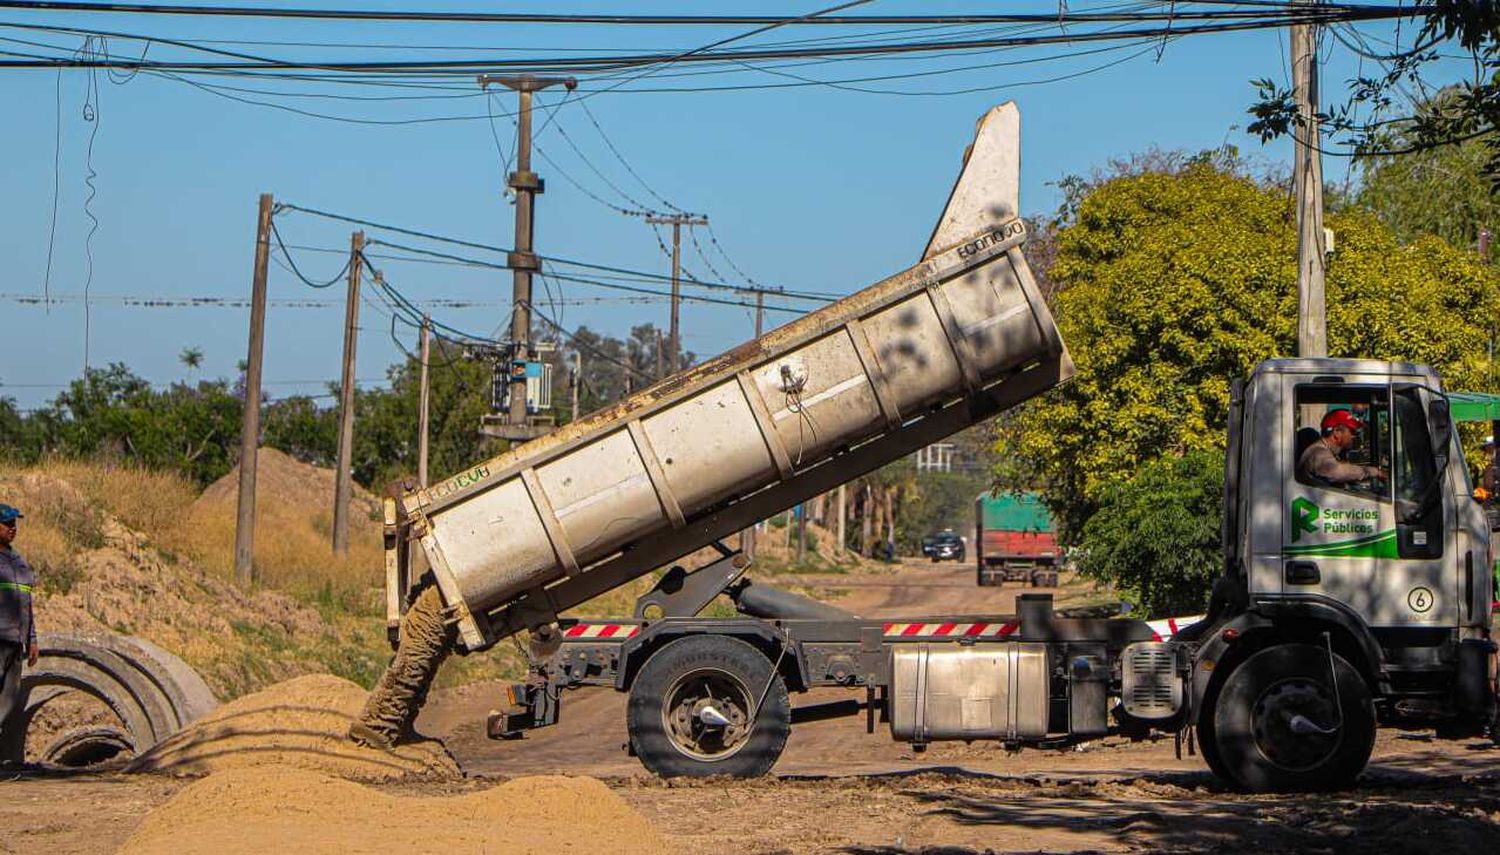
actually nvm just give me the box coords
[0,8,1421,73]
[276,202,835,299]
[0,2,1345,26]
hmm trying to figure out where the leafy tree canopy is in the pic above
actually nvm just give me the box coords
[997,162,1500,540]
[1078,448,1223,619]
[1357,105,1500,259]
[1250,6,1500,183]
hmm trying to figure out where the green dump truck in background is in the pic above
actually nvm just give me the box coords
[975,492,1060,587]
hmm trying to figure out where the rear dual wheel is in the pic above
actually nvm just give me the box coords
[1208,643,1375,792]
[627,635,790,778]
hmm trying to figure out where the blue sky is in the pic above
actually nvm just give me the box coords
[0,2,1470,409]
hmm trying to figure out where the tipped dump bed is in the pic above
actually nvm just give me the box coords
[396,103,1073,650]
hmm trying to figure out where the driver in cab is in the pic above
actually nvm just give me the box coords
[1298,409,1386,487]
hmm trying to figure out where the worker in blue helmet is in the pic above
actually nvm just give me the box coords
[0,503,37,744]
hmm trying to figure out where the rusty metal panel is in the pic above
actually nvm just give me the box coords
[538,428,666,561]
[642,380,776,516]
[748,330,884,468]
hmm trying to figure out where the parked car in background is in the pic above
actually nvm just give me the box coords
[921,530,966,562]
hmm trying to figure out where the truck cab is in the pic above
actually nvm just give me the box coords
[1190,358,1497,790]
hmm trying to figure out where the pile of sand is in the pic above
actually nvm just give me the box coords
[120,768,666,855]
[127,673,457,781]
[195,446,383,523]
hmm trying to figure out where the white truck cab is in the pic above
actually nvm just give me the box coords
[1189,358,1496,790]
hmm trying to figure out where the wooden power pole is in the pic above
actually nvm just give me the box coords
[333,231,364,554]
[234,193,274,586]
[1292,2,1327,358]
[417,314,431,488]
[478,73,575,441]
[644,213,708,373]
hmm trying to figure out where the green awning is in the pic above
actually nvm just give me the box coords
[1448,392,1500,423]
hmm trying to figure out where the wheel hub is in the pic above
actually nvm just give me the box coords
[1251,678,1341,772]
[663,669,753,761]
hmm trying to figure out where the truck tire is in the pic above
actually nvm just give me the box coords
[1194,681,1234,785]
[1211,643,1375,792]
[627,635,790,778]
[977,568,1001,587]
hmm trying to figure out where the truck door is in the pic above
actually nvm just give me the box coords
[1281,382,1455,628]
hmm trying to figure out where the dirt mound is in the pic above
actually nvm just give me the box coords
[127,674,456,781]
[120,768,665,855]
[195,446,381,523]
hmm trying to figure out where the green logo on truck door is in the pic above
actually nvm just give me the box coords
[1291,497,1319,542]
[1286,497,1395,557]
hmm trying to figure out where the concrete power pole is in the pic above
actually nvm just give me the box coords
[478,73,575,440]
[836,483,847,555]
[333,231,364,554]
[234,193,274,587]
[417,314,431,489]
[1292,2,1327,358]
[570,350,581,423]
[644,213,708,373]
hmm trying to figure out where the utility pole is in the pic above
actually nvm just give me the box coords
[796,502,807,562]
[478,72,575,440]
[654,329,664,379]
[1292,1,1327,358]
[754,289,765,338]
[570,350,581,423]
[333,231,364,554]
[644,213,708,373]
[234,192,273,587]
[836,483,847,554]
[417,314,431,488]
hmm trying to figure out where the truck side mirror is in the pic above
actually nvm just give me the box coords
[1428,396,1453,456]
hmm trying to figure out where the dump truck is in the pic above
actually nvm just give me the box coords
[975,491,1059,587]
[381,103,1498,791]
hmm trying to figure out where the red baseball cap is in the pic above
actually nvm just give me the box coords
[1321,409,1364,434]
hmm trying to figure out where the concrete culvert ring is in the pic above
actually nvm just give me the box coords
[0,633,218,768]
[43,726,136,767]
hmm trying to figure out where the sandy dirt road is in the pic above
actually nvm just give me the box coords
[3,561,1497,854]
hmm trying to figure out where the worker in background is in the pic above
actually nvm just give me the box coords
[1298,410,1386,487]
[0,504,38,742]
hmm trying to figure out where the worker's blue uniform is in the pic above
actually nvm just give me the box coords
[0,513,34,736]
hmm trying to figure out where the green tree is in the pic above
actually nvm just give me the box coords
[1249,7,1500,181]
[1078,449,1223,618]
[997,163,1500,540]
[350,339,502,490]
[1358,115,1500,260]
[23,364,244,485]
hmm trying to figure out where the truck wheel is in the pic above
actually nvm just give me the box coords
[1194,682,1233,784]
[1211,643,1374,792]
[977,569,1000,587]
[627,635,790,778]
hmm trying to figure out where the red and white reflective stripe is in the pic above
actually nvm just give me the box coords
[1145,614,1205,642]
[882,621,1019,638]
[562,623,641,640]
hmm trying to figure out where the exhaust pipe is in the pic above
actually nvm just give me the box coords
[731,579,855,621]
